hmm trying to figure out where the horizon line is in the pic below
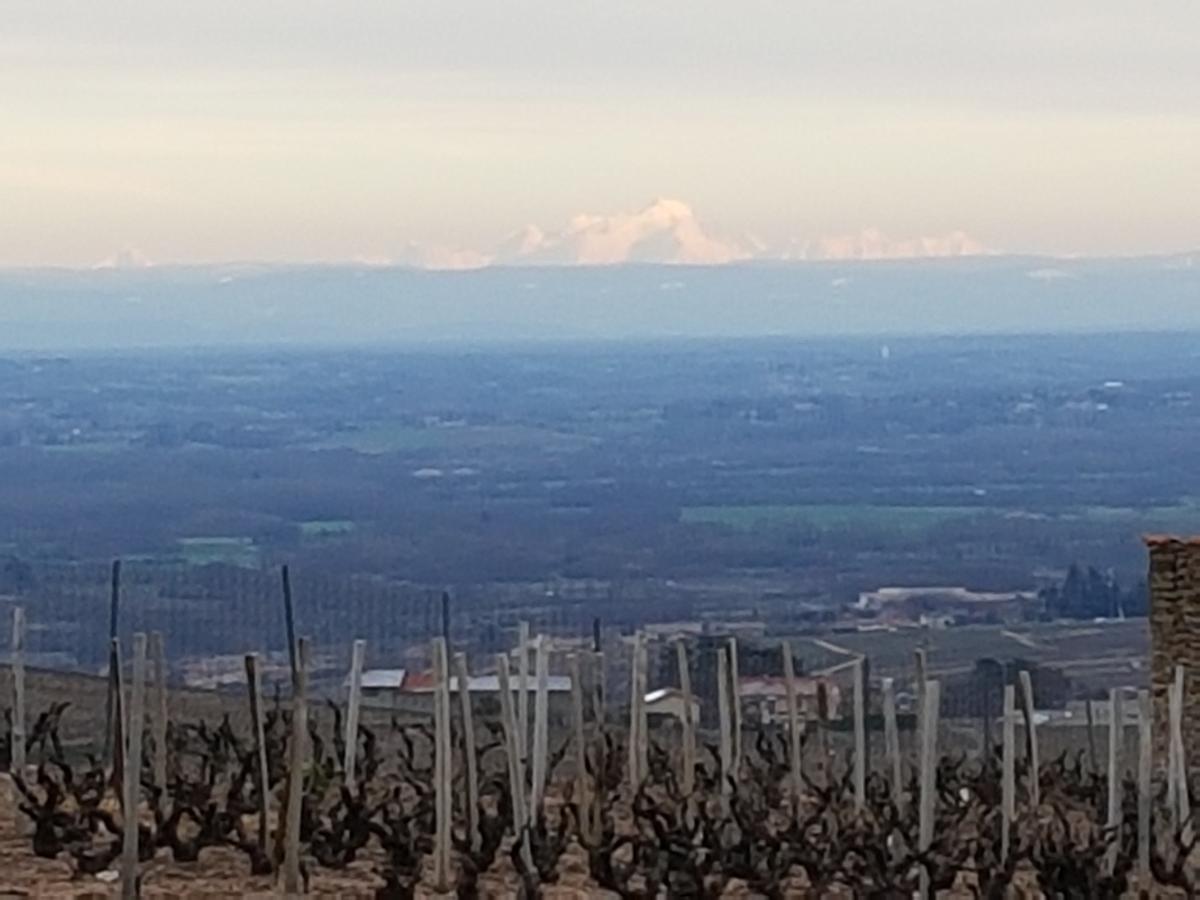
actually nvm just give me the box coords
[2,248,1197,276]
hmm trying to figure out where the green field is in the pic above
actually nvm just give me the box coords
[793,619,1149,689]
[680,504,982,534]
[176,536,260,567]
[1073,503,1200,533]
[299,519,357,538]
[681,502,1200,536]
[310,422,593,455]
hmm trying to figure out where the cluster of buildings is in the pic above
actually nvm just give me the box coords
[852,585,1036,628]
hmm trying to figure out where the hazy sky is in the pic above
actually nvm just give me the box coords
[3,2,1198,267]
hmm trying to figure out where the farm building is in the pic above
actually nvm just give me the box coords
[737,675,842,725]
[352,667,574,716]
[643,687,700,723]
[856,586,1035,625]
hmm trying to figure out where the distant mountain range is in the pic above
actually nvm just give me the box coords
[373,198,989,269]
[0,253,1197,351]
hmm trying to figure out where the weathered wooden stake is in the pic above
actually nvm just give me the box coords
[717,646,732,795]
[121,632,147,900]
[852,656,866,812]
[343,639,366,782]
[1171,665,1190,827]
[912,647,927,775]
[1018,669,1039,810]
[1106,687,1124,875]
[281,565,297,686]
[816,681,831,787]
[103,559,121,764]
[590,649,606,728]
[677,640,696,797]
[111,637,125,800]
[243,653,272,871]
[628,632,644,787]
[783,642,804,817]
[917,679,941,900]
[882,676,902,815]
[1169,674,1180,815]
[568,653,591,841]
[1001,684,1015,862]
[728,637,742,775]
[1137,687,1152,888]
[1085,697,1099,775]
[589,650,606,839]
[149,632,168,795]
[11,608,26,783]
[517,621,530,764]
[635,634,649,783]
[283,637,310,895]
[432,636,453,889]
[530,635,550,817]
[496,654,535,875]
[455,652,481,853]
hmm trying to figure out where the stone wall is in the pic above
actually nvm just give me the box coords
[1146,536,1200,756]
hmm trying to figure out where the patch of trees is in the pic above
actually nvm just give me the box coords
[1038,562,1148,620]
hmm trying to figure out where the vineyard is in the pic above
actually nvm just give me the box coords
[0,616,1193,900]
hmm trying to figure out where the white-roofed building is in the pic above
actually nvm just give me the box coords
[643,687,700,723]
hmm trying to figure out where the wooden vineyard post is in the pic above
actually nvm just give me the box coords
[530,635,550,818]
[343,639,366,783]
[432,636,453,889]
[910,647,927,792]
[455,652,481,853]
[149,631,168,796]
[782,642,805,818]
[628,632,644,788]
[677,640,696,797]
[1085,698,1099,775]
[121,632,147,900]
[717,645,732,795]
[853,656,866,812]
[517,621,530,764]
[1106,687,1124,874]
[882,676,903,815]
[111,637,125,801]
[636,634,649,784]
[914,647,927,690]
[7,607,26,837]
[281,565,298,685]
[816,681,831,788]
[917,679,941,900]
[1168,670,1180,816]
[1137,688,1152,889]
[11,607,25,785]
[590,649,606,729]
[1018,669,1040,810]
[913,647,927,744]
[283,637,310,896]
[568,653,592,841]
[588,650,606,839]
[1001,683,1015,862]
[1169,664,1189,826]
[729,637,742,775]
[496,655,535,875]
[244,653,272,871]
[104,559,121,764]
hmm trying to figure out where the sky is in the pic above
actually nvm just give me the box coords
[2,2,1199,268]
